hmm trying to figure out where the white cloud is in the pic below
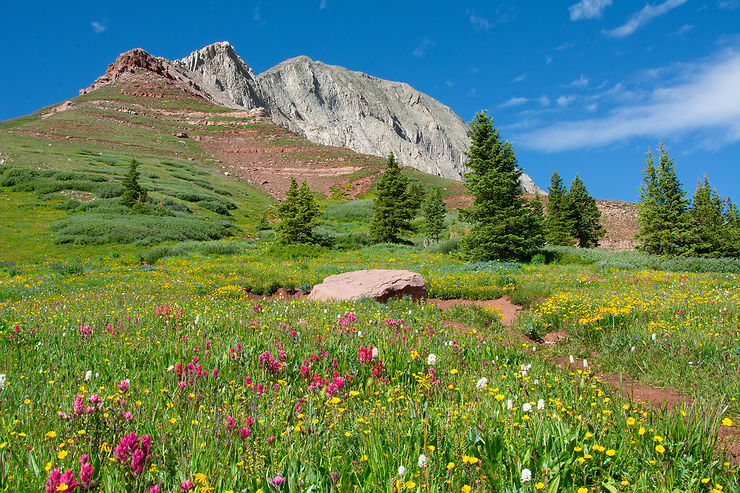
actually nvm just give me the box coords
[413,38,434,58]
[569,0,613,20]
[253,4,265,24]
[469,13,492,30]
[555,41,576,51]
[500,97,529,108]
[568,74,590,88]
[557,95,577,107]
[518,51,740,151]
[513,73,527,82]
[586,103,599,112]
[91,20,106,33]
[605,0,687,38]
[546,55,553,64]
[319,0,327,9]
[445,80,455,87]
[673,24,693,35]
[538,96,552,106]
[718,0,739,9]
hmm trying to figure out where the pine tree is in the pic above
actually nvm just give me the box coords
[370,153,418,243]
[636,143,690,256]
[462,111,544,260]
[689,175,725,257]
[422,187,447,243]
[276,177,318,243]
[545,170,575,246]
[121,159,147,208]
[722,198,740,258]
[566,175,605,248]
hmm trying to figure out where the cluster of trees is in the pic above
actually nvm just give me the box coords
[637,143,739,258]
[545,171,604,248]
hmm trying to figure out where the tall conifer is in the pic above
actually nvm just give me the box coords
[545,170,574,246]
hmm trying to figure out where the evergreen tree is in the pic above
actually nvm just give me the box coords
[461,111,544,260]
[422,187,447,243]
[409,182,426,213]
[566,175,605,248]
[722,198,740,258]
[636,143,690,256]
[276,177,318,243]
[121,159,147,208]
[370,153,418,243]
[689,175,725,257]
[545,170,575,246]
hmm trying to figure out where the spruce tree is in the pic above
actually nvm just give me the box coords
[566,175,605,248]
[722,198,740,258]
[689,175,725,257]
[121,159,147,208]
[370,153,418,243]
[545,170,575,246]
[636,143,690,256]
[462,111,544,260]
[276,177,318,243]
[422,187,447,243]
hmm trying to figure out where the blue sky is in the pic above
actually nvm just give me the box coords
[1,0,738,202]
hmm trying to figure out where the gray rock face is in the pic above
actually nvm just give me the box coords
[257,56,470,180]
[308,269,427,302]
[159,42,542,192]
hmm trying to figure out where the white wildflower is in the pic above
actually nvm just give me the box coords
[398,465,406,476]
[167,365,174,373]
[583,359,588,368]
[476,377,488,390]
[537,399,545,410]
[0,374,5,390]
[522,403,532,413]
[194,315,200,325]
[651,332,656,341]
[85,371,92,381]
[569,355,574,364]
[372,347,379,359]
[427,353,437,366]
[358,331,362,337]
[418,454,428,468]
[521,468,532,482]
[507,399,513,410]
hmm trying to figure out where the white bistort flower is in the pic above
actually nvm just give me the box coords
[418,454,428,468]
[397,465,406,476]
[427,353,437,366]
[0,373,6,390]
[476,377,488,390]
[507,399,513,410]
[522,403,532,413]
[372,347,379,359]
[537,399,545,410]
[521,468,532,483]
[85,370,92,381]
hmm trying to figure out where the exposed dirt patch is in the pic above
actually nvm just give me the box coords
[245,288,304,301]
[430,297,521,327]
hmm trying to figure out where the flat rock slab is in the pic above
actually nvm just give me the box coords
[308,269,426,302]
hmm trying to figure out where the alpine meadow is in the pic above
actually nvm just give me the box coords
[1,3,739,492]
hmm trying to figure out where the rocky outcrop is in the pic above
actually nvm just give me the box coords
[81,42,544,192]
[309,269,427,302]
[257,56,470,180]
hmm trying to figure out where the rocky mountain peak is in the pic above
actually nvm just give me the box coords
[80,48,172,95]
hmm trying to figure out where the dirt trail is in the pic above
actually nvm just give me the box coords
[433,297,739,464]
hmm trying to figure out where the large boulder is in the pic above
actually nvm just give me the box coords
[308,269,426,302]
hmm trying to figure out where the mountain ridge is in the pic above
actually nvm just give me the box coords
[81,42,544,193]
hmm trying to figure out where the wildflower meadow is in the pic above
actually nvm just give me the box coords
[0,245,738,492]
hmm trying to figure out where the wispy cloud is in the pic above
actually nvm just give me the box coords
[605,0,687,38]
[557,95,577,107]
[545,55,553,64]
[253,4,265,25]
[469,12,492,31]
[413,38,435,58]
[518,51,740,151]
[513,73,527,83]
[555,41,576,51]
[569,0,613,21]
[673,24,693,35]
[500,97,530,108]
[718,0,739,9]
[91,20,106,34]
[538,96,552,106]
[445,80,455,87]
[568,74,590,88]
[319,0,327,9]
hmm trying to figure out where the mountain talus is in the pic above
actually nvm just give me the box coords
[84,42,543,192]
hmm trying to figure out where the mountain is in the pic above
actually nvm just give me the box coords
[133,41,542,193]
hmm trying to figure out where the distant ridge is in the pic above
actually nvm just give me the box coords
[82,42,544,193]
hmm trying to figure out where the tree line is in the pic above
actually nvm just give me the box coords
[271,111,738,261]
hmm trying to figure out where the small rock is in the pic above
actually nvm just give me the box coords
[174,132,188,138]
